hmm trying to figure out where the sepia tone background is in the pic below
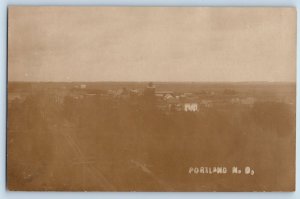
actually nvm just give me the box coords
[8,7,296,82]
[7,7,296,192]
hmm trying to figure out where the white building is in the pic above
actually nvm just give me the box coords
[184,103,198,112]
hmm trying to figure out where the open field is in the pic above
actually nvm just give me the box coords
[7,82,296,191]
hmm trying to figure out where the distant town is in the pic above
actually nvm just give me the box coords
[7,81,296,191]
[8,81,295,114]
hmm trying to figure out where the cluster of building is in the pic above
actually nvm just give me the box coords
[69,82,262,113]
[145,83,200,112]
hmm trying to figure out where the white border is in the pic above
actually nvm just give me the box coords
[1,1,299,199]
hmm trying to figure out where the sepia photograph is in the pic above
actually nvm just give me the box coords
[7,7,296,191]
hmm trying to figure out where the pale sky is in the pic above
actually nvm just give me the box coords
[8,7,296,82]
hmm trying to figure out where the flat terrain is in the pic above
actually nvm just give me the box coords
[7,82,296,191]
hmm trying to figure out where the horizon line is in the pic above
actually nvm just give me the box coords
[7,80,296,83]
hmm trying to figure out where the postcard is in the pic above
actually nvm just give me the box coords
[7,7,296,191]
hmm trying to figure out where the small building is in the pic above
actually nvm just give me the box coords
[144,82,156,97]
[184,103,198,112]
[129,89,140,96]
[113,88,130,99]
[183,93,193,97]
[164,93,174,101]
[155,91,174,98]
[200,100,212,108]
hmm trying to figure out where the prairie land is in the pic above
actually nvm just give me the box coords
[7,81,296,191]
